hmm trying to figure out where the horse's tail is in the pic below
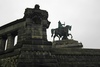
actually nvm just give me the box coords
[51,29,55,37]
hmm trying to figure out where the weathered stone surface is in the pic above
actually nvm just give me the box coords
[0,55,18,67]
[53,48,100,67]
[0,47,100,67]
[53,39,83,48]
[16,47,54,67]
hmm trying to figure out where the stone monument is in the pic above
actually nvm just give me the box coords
[0,4,100,67]
[51,21,83,48]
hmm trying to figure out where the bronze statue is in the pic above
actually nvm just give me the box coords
[51,21,73,41]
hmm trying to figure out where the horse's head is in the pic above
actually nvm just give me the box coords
[66,25,72,31]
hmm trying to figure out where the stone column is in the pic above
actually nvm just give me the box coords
[0,37,6,51]
[6,34,15,50]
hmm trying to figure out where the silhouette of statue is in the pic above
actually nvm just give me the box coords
[51,21,73,41]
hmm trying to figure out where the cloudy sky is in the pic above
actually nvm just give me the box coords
[0,0,100,49]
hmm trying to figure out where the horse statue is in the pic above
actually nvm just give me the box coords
[51,25,73,41]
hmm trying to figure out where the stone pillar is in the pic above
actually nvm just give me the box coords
[6,34,15,50]
[17,18,32,43]
[0,37,6,51]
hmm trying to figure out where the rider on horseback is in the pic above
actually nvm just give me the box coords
[51,21,73,41]
[58,21,65,28]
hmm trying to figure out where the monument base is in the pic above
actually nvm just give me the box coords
[52,39,83,48]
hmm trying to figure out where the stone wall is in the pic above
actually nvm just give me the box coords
[0,48,20,67]
[0,47,100,67]
[0,56,18,67]
[53,48,100,67]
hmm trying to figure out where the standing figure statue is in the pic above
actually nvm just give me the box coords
[51,21,73,41]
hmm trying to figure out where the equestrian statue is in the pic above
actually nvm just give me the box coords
[51,21,73,41]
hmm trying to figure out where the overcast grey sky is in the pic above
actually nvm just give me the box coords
[0,0,100,49]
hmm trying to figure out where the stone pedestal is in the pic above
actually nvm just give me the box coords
[15,5,55,67]
[52,39,83,48]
